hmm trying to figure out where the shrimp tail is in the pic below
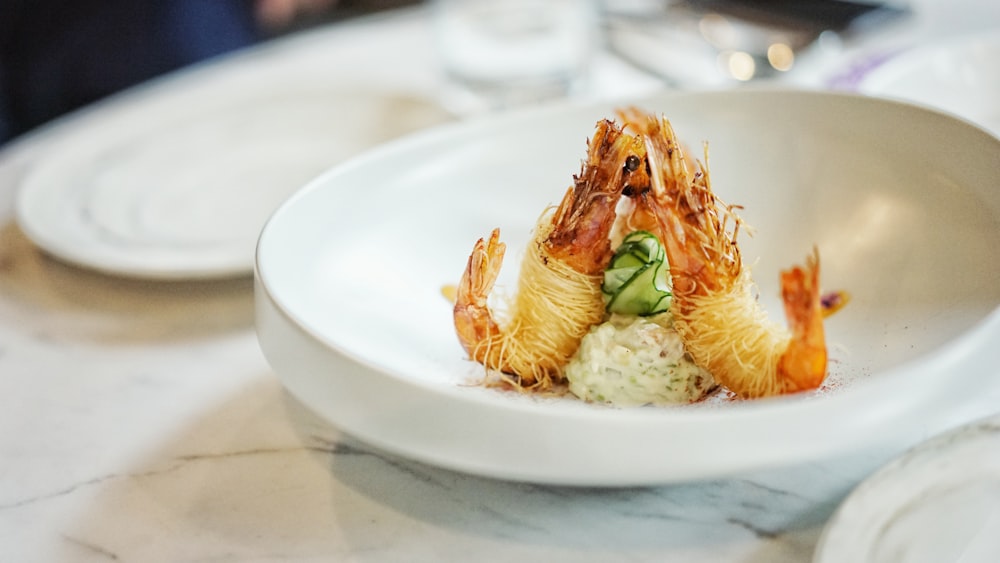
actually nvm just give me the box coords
[453,228,508,370]
[777,249,827,393]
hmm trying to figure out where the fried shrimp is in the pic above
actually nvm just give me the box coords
[453,120,646,390]
[620,108,828,398]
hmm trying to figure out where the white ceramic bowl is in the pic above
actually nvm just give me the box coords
[255,90,1000,485]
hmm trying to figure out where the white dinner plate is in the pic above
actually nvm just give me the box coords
[814,414,1000,563]
[857,31,1000,137]
[256,89,1000,485]
[15,85,451,280]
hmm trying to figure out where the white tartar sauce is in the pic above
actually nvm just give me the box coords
[565,313,716,406]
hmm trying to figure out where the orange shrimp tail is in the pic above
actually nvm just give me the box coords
[453,228,507,367]
[776,249,827,393]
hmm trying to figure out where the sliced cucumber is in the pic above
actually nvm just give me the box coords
[602,231,672,316]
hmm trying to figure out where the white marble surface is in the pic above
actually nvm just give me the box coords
[1,2,999,562]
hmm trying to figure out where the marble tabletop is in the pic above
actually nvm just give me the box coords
[1,2,999,561]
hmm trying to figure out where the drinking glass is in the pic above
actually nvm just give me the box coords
[433,0,598,112]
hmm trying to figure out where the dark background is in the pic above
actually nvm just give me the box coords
[0,0,418,146]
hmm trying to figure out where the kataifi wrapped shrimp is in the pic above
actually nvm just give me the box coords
[453,120,647,390]
[619,108,827,399]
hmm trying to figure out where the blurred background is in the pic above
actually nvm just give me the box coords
[1,0,920,146]
[0,0,418,146]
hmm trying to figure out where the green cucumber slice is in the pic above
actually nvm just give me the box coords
[603,231,672,316]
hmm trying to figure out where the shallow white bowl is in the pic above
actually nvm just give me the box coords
[256,90,1000,485]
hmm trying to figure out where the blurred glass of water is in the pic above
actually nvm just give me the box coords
[434,0,598,113]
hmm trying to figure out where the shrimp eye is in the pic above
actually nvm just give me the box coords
[624,155,641,172]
